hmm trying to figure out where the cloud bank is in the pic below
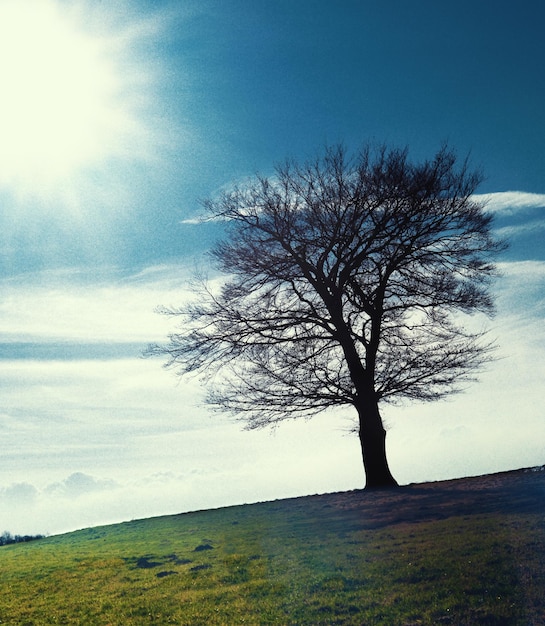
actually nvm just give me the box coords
[1,237,544,536]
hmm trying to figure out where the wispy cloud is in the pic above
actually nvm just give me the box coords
[180,217,205,225]
[0,265,192,347]
[494,219,545,239]
[497,260,545,296]
[495,260,545,317]
[475,191,545,215]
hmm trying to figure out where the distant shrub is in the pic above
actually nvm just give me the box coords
[0,531,45,546]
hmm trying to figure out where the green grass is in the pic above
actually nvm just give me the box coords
[1,474,544,625]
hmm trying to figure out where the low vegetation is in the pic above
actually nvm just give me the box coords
[1,469,544,625]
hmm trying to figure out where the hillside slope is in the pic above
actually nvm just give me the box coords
[1,467,544,625]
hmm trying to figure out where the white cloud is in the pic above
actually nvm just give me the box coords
[180,217,205,225]
[0,265,193,345]
[494,219,545,239]
[45,473,118,497]
[496,260,545,317]
[474,191,545,214]
[0,483,38,507]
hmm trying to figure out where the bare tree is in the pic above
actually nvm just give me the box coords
[152,144,505,488]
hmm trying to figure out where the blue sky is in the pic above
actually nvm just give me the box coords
[1,0,544,535]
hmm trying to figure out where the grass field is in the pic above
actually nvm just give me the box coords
[1,468,544,625]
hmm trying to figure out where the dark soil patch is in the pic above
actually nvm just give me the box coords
[166,554,192,565]
[135,556,162,569]
[194,543,214,552]
[190,563,212,572]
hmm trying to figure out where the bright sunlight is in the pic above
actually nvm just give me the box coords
[0,0,158,206]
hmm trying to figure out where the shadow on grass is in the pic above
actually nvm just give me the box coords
[299,467,545,530]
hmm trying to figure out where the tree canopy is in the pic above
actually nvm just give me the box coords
[153,144,505,487]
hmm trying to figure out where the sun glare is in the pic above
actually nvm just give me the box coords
[0,0,158,207]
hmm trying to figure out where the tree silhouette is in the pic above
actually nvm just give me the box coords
[154,145,505,488]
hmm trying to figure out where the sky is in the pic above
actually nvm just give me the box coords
[0,0,544,536]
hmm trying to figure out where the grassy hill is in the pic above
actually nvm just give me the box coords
[1,468,544,625]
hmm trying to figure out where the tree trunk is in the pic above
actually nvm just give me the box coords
[356,397,398,489]
[329,312,398,488]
